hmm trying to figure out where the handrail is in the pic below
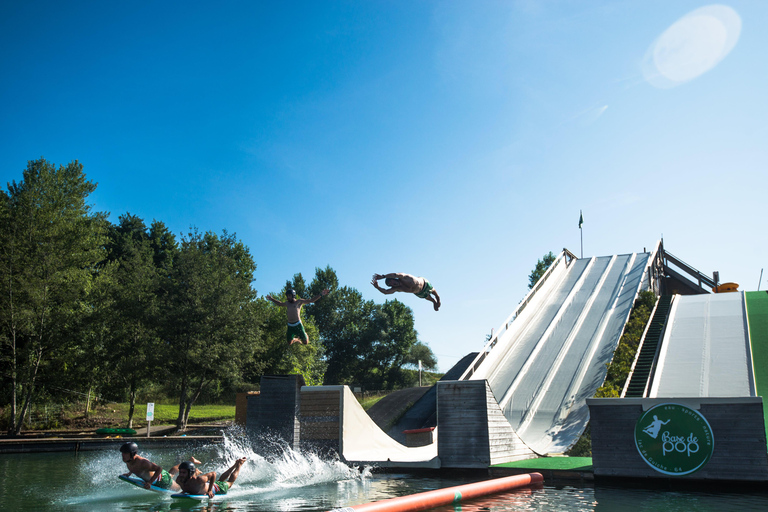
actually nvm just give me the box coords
[459,248,576,381]
[663,250,716,290]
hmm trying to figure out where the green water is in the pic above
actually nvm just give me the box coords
[3,436,768,511]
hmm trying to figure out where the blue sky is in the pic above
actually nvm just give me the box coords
[2,1,766,372]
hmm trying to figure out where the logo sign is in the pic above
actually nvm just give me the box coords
[146,402,155,422]
[634,403,714,476]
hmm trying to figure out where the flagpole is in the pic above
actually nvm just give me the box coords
[579,210,583,258]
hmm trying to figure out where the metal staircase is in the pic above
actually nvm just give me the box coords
[622,295,673,398]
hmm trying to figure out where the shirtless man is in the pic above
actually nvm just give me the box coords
[176,457,247,498]
[371,273,441,311]
[119,441,201,491]
[266,288,329,345]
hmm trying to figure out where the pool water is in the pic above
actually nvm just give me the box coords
[3,430,768,511]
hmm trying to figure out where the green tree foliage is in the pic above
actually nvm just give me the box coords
[165,229,260,430]
[363,300,419,388]
[404,341,438,371]
[0,157,443,433]
[103,214,169,428]
[528,251,556,290]
[0,159,106,435]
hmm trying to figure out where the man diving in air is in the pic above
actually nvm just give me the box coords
[371,273,441,311]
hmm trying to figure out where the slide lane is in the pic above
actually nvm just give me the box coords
[649,292,754,398]
[471,251,652,455]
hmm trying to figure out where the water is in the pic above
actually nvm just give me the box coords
[3,429,768,511]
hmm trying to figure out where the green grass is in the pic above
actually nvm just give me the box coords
[114,403,235,426]
[359,394,387,411]
[491,456,593,471]
[746,291,768,443]
[3,402,236,432]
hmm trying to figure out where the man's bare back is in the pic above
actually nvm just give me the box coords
[119,441,199,491]
[371,273,441,311]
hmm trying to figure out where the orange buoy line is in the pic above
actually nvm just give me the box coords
[328,472,544,512]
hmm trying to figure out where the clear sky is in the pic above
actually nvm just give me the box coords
[2,1,766,372]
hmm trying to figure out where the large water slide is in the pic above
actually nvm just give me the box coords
[646,292,756,398]
[461,246,660,455]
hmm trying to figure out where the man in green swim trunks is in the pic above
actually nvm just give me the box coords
[119,441,201,491]
[371,273,441,311]
[266,288,329,344]
[176,457,247,498]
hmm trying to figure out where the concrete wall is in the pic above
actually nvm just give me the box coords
[437,380,536,468]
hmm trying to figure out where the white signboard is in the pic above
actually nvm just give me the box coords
[146,402,155,422]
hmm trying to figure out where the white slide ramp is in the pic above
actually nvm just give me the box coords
[468,251,653,455]
[304,385,440,468]
[649,292,755,398]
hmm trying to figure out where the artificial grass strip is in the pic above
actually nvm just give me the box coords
[491,456,592,472]
[746,291,768,445]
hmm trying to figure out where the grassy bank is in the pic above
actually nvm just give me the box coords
[2,402,235,432]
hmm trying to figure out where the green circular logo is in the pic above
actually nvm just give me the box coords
[634,403,714,476]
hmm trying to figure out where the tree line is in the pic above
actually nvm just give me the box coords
[0,159,437,435]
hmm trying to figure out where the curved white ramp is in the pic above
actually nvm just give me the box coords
[468,250,653,454]
[650,292,755,398]
[303,386,439,468]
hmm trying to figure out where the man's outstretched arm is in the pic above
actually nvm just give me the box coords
[266,295,286,306]
[373,272,405,280]
[371,277,397,294]
[304,289,330,304]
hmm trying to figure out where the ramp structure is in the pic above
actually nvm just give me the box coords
[459,246,661,455]
[300,385,439,468]
[649,292,755,398]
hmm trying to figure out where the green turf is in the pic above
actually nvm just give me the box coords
[491,456,592,471]
[746,291,768,444]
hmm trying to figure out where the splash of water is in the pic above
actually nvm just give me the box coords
[214,425,370,491]
[71,425,370,503]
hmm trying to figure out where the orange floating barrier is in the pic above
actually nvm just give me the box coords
[328,472,544,512]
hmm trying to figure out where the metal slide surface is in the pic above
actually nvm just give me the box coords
[649,292,755,398]
[470,251,652,455]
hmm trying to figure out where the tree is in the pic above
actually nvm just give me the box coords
[404,341,438,371]
[528,251,556,289]
[166,229,259,430]
[362,299,419,388]
[104,214,166,428]
[0,159,106,435]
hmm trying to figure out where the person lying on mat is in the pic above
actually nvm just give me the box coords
[176,457,247,498]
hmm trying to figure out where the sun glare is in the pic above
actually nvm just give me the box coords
[642,5,741,88]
